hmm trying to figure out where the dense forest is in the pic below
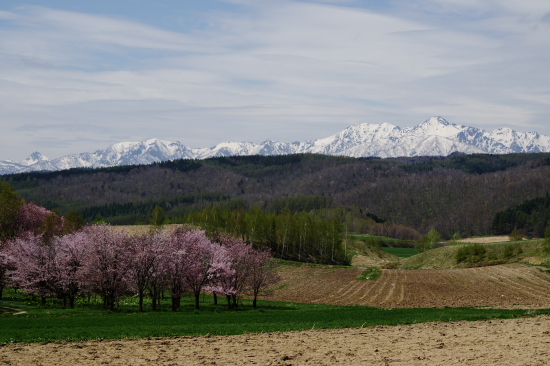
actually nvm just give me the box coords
[492,194,550,237]
[2,152,550,239]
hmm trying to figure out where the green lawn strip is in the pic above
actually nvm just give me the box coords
[381,247,419,258]
[1,297,548,344]
[350,234,404,243]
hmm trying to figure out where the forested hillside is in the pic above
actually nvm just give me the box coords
[2,153,550,238]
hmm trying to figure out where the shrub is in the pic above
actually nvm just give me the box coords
[502,244,522,259]
[449,231,462,246]
[509,228,523,242]
[455,244,486,264]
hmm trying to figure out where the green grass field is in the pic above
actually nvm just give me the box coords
[1,289,548,344]
[380,247,419,258]
[350,234,404,243]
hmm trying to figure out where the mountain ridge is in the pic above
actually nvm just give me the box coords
[2,116,550,175]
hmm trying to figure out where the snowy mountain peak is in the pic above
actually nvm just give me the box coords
[22,151,49,166]
[415,116,452,129]
[1,117,549,175]
[426,116,450,125]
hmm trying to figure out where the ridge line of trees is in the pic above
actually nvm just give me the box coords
[187,206,348,265]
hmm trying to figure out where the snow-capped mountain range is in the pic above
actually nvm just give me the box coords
[2,116,550,175]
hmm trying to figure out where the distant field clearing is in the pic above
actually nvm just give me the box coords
[456,236,510,244]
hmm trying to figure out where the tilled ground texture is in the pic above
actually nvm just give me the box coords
[273,263,550,308]
[2,315,550,365]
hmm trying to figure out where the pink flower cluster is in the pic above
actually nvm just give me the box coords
[3,225,279,311]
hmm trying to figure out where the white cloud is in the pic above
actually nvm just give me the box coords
[0,1,549,160]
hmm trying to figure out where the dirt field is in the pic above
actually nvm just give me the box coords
[2,315,550,365]
[272,263,550,309]
[456,236,510,244]
[2,261,550,364]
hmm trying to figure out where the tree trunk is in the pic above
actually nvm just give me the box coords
[41,295,47,306]
[252,293,258,309]
[138,289,144,312]
[194,292,201,310]
[171,296,181,312]
[213,292,218,305]
[107,295,116,311]
[69,295,75,309]
[226,295,232,310]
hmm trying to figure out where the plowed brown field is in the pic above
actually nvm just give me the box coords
[3,262,550,364]
[272,263,550,308]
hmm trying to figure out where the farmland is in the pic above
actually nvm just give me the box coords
[272,262,550,309]
[2,242,550,365]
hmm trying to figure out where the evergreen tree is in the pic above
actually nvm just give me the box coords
[0,182,23,241]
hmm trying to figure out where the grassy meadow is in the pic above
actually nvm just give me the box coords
[1,289,548,344]
[400,238,550,269]
[380,247,419,258]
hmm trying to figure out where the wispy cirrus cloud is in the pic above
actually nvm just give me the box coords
[0,1,549,160]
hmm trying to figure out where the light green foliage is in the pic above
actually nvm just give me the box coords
[187,206,346,265]
[427,229,441,245]
[415,236,431,253]
[150,205,165,227]
[449,231,462,246]
[93,214,105,224]
[417,229,442,253]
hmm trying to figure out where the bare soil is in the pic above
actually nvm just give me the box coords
[2,315,550,365]
[2,262,550,365]
[273,263,550,308]
[456,236,510,244]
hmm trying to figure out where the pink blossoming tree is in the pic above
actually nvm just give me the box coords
[78,225,132,311]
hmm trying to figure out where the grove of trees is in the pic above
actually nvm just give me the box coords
[187,206,347,265]
[0,183,279,309]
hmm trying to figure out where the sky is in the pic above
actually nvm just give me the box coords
[1,0,549,161]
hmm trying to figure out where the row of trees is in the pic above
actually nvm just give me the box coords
[187,206,348,265]
[3,226,279,311]
[1,182,279,310]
